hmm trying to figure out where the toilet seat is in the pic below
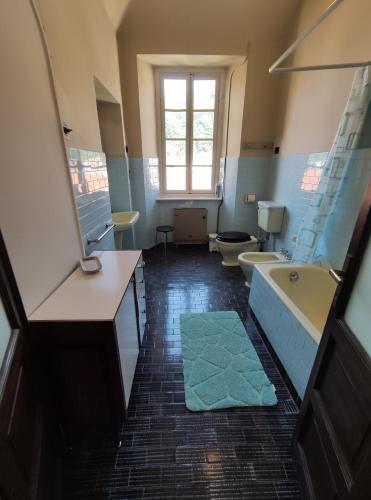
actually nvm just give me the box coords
[216,231,251,243]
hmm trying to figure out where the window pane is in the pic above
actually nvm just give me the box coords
[166,140,186,165]
[166,167,186,190]
[192,167,212,190]
[193,111,214,139]
[165,111,186,139]
[164,79,186,109]
[193,140,213,165]
[193,80,216,109]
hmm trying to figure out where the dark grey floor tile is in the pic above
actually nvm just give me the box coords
[60,245,302,499]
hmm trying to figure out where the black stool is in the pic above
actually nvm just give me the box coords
[155,225,178,257]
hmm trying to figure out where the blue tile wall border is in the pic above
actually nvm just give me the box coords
[123,150,367,259]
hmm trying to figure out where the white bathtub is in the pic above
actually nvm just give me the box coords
[249,263,337,398]
[256,263,336,343]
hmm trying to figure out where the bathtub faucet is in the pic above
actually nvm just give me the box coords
[289,271,299,282]
[280,248,292,261]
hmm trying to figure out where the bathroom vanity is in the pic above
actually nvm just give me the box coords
[29,251,146,443]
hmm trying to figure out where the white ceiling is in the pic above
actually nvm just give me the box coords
[119,0,302,40]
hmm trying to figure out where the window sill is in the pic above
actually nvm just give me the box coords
[156,196,222,202]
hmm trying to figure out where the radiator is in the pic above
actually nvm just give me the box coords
[174,208,208,244]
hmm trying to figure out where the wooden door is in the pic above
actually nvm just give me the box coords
[0,232,56,500]
[294,183,371,499]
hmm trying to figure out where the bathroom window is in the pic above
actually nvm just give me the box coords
[157,69,222,194]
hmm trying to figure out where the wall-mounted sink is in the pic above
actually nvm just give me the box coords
[112,211,140,231]
[112,211,139,250]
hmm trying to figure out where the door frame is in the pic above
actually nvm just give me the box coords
[0,230,27,406]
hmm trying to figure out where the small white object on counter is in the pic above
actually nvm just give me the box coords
[79,256,102,274]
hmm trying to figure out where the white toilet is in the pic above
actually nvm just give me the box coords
[238,251,286,287]
[216,201,285,267]
[216,232,259,266]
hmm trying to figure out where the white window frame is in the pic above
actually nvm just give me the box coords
[156,67,223,196]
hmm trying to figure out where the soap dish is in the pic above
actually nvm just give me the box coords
[80,256,102,274]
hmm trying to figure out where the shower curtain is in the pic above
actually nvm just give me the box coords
[293,66,371,269]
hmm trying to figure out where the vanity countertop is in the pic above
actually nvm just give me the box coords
[29,251,142,322]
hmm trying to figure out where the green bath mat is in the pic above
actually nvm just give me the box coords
[180,311,277,411]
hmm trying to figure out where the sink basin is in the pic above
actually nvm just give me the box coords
[112,211,140,231]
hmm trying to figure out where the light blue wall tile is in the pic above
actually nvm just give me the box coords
[143,158,161,248]
[106,156,132,213]
[219,156,271,236]
[129,157,147,249]
[268,152,327,255]
[234,156,272,234]
[316,148,371,268]
[129,157,161,249]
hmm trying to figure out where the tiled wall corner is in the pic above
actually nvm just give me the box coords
[234,156,272,234]
[129,157,161,249]
[249,268,318,399]
[219,156,271,235]
[68,148,114,255]
[106,156,132,213]
[143,158,161,248]
[129,157,147,249]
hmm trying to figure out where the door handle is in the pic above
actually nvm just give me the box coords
[329,268,344,285]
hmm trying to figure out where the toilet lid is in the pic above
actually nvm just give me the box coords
[216,231,252,243]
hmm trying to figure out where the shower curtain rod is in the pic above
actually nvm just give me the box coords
[269,0,371,74]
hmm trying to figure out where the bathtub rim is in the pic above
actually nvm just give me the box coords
[253,262,332,344]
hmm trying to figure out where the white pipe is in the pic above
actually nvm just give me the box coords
[269,0,369,74]
[272,61,371,73]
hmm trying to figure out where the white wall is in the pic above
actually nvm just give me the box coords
[276,0,371,155]
[37,0,123,151]
[0,0,82,315]
[117,0,300,157]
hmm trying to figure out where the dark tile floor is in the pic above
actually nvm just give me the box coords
[61,245,302,499]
